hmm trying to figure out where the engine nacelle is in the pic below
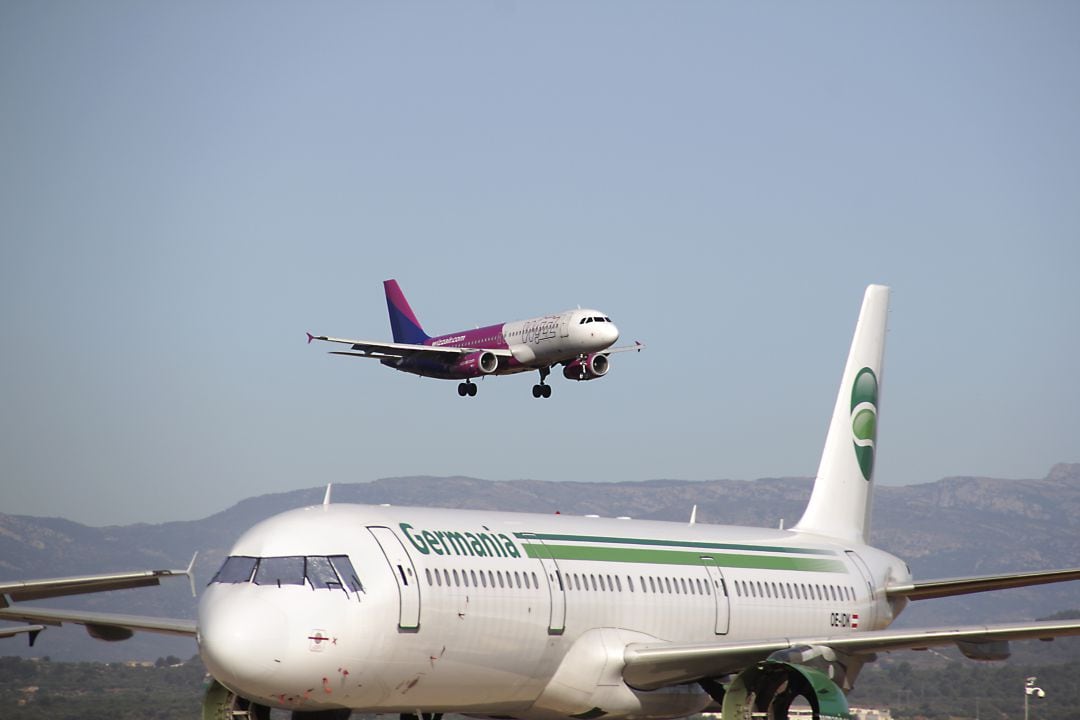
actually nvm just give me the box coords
[722,660,850,720]
[563,353,610,381]
[449,350,499,377]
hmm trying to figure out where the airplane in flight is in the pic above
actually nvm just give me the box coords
[306,279,644,398]
[3,284,1080,720]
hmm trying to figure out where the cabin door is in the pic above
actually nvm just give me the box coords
[845,550,877,629]
[367,526,422,631]
[521,534,566,634]
[559,313,571,338]
[700,556,730,635]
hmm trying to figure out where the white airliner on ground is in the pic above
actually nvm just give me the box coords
[3,285,1080,720]
[308,279,644,398]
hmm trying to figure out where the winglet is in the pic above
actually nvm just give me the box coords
[323,483,333,508]
[185,552,198,598]
[307,332,315,344]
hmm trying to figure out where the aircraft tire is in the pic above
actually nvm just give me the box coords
[468,383,477,397]
[542,385,552,398]
[458,383,468,397]
[532,385,542,398]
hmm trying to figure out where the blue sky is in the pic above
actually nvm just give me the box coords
[2,2,1078,526]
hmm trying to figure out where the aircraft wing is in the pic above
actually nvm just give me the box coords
[307,334,512,359]
[0,562,195,603]
[886,567,1080,600]
[0,605,196,639]
[0,624,45,641]
[622,619,1080,690]
[602,340,646,355]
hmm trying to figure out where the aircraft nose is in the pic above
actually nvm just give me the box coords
[199,590,288,690]
[608,321,620,344]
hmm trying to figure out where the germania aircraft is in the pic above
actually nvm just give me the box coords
[306,279,644,398]
[4,285,1080,720]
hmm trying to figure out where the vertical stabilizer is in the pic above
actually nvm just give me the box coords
[793,285,889,544]
[384,279,430,345]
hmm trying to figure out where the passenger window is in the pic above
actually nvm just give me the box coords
[614,576,622,592]
[598,575,607,591]
[254,556,305,586]
[532,572,539,588]
[680,578,688,594]
[211,556,257,584]
[664,577,673,594]
[515,572,522,588]
[425,569,433,586]
[453,569,460,586]
[649,577,657,593]
[480,572,488,588]
[443,569,451,587]
[497,572,505,588]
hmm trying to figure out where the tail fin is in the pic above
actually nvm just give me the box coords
[793,285,889,544]
[384,279,430,344]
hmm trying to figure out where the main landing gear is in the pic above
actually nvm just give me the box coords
[457,380,477,397]
[532,367,552,399]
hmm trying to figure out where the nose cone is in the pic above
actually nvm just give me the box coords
[199,589,289,691]
[606,321,620,345]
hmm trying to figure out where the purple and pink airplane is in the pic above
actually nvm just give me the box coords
[308,279,644,398]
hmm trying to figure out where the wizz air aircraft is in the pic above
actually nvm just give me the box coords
[4,285,1080,720]
[307,279,644,398]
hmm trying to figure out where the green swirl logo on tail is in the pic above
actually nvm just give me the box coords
[850,367,878,481]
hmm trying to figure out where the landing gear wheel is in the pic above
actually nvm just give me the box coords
[533,366,552,398]
[458,383,468,397]
[468,383,477,397]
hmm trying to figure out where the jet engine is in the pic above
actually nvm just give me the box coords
[562,353,610,381]
[449,350,499,377]
[720,647,863,720]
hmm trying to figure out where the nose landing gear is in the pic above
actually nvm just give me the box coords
[532,367,553,398]
[457,381,478,397]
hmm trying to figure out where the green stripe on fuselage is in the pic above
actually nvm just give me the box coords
[522,543,847,573]
[512,532,837,557]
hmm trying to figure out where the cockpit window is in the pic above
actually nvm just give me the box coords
[330,555,364,593]
[253,556,306,586]
[211,556,257,584]
[210,554,365,594]
[306,555,341,590]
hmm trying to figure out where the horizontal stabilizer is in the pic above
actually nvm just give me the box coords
[887,567,1080,601]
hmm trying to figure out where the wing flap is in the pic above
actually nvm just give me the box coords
[622,619,1080,690]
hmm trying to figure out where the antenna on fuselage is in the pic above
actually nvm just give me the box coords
[689,505,697,526]
[323,483,333,508]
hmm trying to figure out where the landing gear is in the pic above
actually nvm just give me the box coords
[532,367,553,398]
[457,380,477,397]
[201,679,270,719]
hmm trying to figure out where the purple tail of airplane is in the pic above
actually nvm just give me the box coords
[384,279,430,345]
